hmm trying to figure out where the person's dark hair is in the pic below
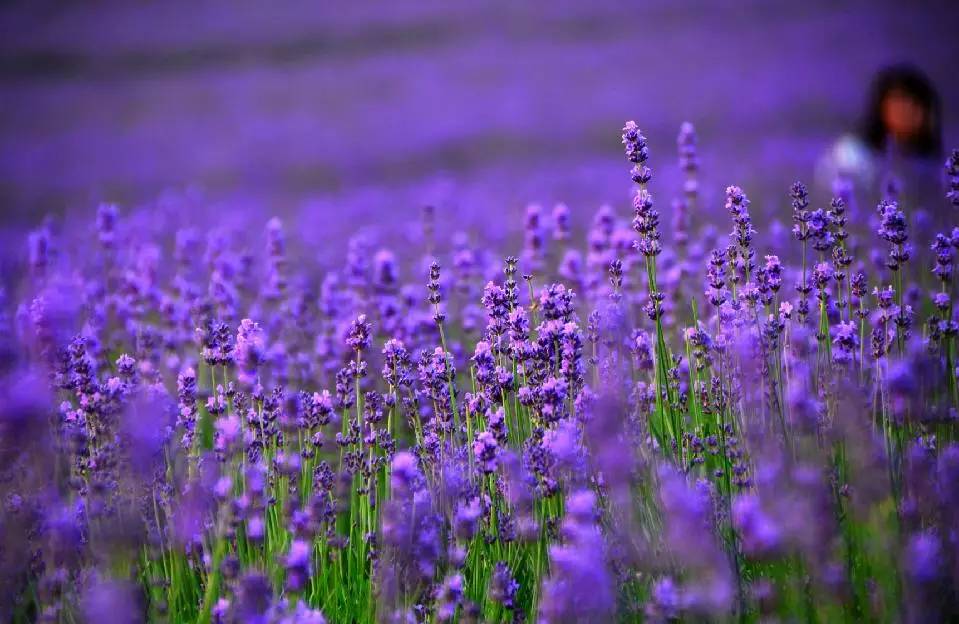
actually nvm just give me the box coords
[860,64,942,158]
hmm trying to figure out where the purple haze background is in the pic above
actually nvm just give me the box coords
[0,0,957,248]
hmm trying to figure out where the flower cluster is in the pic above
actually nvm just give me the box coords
[2,121,959,624]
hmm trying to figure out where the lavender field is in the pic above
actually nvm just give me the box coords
[2,2,959,623]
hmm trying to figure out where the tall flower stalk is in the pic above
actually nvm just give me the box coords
[623,121,678,449]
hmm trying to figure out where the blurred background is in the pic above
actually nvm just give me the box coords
[1,0,957,244]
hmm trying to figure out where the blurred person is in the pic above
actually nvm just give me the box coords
[817,64,943,201]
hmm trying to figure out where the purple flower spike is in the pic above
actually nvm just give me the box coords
[945,149,959,208]
[473,431,499,474]
[235,319,265,387]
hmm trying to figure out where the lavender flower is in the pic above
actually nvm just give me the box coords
[489,561,519,611]
[435,573,464,621]
[732,493,782,558]
[632,189,662,257]
[346,314,372,352]
[234,318,265,387]
[831,321,859,363]
[622,120,649,168]
[946,149,959,208]
[284,539,312,592]
[552,203,571,242]
[538,489,614,623]
[876,199,911,270]
[790,181,810,241]
[473,431,499,474]
[725,185,756,284]
[678,122,699,181]
[931,233,954,284]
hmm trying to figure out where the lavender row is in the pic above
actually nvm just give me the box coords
[2,123,959,623]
